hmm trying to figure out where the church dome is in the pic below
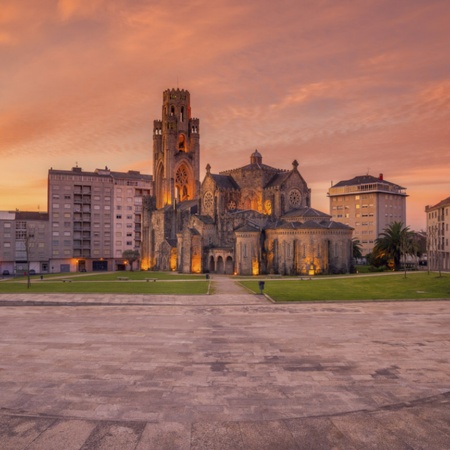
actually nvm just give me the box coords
[250,149,262,164]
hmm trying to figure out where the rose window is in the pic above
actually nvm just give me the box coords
[289,189,302,207]
[204,192,214,210]
[176,166,188,186]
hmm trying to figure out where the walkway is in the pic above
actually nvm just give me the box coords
[0,279,449,449]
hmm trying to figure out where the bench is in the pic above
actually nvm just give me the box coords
[117,277,129,281]
[61,279,72,283]
[145,278,157,282]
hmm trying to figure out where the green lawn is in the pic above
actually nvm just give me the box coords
[240,272,450,301]
[0,271,209,294]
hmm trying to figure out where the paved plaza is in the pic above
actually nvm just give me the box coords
[0,277,449,449]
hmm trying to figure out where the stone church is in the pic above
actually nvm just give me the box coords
[141,88,353,275]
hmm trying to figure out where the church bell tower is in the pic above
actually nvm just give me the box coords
[153,88,200,208]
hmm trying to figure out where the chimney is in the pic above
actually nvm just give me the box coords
[379,173,383,180]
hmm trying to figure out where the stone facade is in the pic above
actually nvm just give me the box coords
[142,89,353,275]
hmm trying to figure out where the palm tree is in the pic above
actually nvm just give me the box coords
[352,239,363,259]
[374,222,414,271]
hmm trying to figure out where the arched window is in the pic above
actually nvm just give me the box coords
[178,134,187,152]
[175,164,190,201]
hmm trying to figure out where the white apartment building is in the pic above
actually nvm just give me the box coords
[328,174,407,256]
[425,196,450,272]
[48,166,152,272]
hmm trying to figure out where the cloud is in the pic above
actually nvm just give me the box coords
[57,0,107,21]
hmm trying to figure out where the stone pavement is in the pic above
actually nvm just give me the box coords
[0,276,449,449]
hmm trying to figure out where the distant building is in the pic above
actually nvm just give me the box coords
[328,174,407,255]
[142,88,353,275]
[0,211,50,275]
[48,167,152,272]
[425,196,450,272]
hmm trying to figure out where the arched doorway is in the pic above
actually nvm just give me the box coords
[216,256,224,274]
[225,256,233,274]
[209,256,215,273]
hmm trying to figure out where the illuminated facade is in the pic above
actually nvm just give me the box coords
[143,88,353,275]
[48,167,152,272]
[426,197,450,272]
[328,174,407,256]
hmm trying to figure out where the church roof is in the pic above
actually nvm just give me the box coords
[323,221,353,230]
[211,174,239,190]
[265,171,291,188]
[165,238,177,247]
[234,223,261,233]
[177,199,198,212]
[282,207,331,220]
[264,218,352,231]
[196,215,215,224]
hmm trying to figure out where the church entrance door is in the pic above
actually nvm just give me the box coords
[209,256,215,273]
[225,256,233,274]
[217,256,224,274]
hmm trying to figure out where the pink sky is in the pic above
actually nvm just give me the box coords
[1,0,449,230]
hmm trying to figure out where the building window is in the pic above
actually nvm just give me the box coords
[116,214,122,219]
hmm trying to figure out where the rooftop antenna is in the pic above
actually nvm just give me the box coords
[177,75,179,89]
[366,167,370,175]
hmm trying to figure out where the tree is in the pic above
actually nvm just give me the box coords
[122,250,140,271]
[352,239,363,259]
[373,222,414,271]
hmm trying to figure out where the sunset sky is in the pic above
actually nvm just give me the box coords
[1,0,449,230]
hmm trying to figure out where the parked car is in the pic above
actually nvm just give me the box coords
[29,269,36,275]
[2,270,10,276]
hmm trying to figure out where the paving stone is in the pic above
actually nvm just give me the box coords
[79,421,146,450]
[239,420,298,450]
[370,408,450,450]
[135,422,191,450]
[0,282,449,448]
[191,421,244,450]
[26,419,96,450]
[0,416,55,450]
[331,412,412,449]
[285,416,359,449]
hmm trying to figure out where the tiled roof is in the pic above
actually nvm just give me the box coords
[428,196,450,210]
[211,174,239,190]
[265,172,291,188]
[282,207,331,220]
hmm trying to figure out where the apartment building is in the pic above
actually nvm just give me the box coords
[425,196,450,272]
[328,174,407,256]
[0,211,50,275]
[48,166,152,272]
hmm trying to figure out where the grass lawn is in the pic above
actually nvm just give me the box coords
[0,271,209,294]
[240,272,450,302]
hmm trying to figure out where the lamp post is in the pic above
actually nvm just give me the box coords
[25,229,35,289]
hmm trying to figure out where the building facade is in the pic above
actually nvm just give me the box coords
[0,211,50,275]
[142,89,353,275]
[328,174,407,255]
[425,196,450,272]
[48,166,152,272]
